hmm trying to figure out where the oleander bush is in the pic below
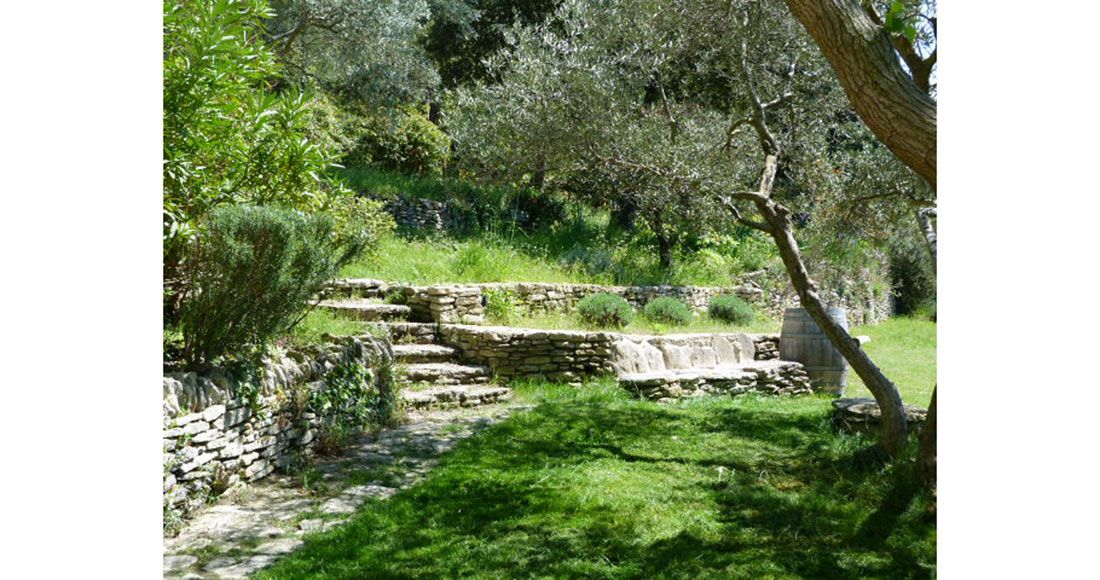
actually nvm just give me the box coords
[643,297,693,326]
[707,294,755,325]
[576,293,634,328]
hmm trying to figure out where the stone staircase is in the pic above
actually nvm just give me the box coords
[390,330,511,410]
[319,298,513,410]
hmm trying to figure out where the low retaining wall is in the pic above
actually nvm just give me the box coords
[162,336,392,518]
[621,360,814,401]
[438,325,768,383]
[439,325,616,383]
[325,277,890,325]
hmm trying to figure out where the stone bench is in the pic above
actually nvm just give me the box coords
[619,360,814,402]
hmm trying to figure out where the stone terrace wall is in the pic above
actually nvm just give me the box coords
[325,277,890,325]
[327,279,764,324]
[439,325,616,383]
[438,325,766,384]
[163,336,392,517]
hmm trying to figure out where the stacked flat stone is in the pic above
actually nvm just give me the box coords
[162,336,391,516]
[440,325,615,384]
[831,398,928,436]
[751,334,780,360]
[619,360,814,403]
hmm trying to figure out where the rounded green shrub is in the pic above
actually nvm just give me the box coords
[707,294,755,325]
[643,297,692,326]
[576,293,634,328]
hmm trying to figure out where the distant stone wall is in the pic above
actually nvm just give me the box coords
[325,277,890,325]
[327,279,765,324]
[162,336,392,517]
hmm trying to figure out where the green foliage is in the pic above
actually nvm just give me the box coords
[576,293,634,328]
[163,0,341,257]
[350,106,452,175]
[707,294,755,325]
[267,0,440,106]
[179,205,367,369]
[643,297,692,326]
[888,229,936,317]
[325,195,397,261]
[422,0,562,88]
[484,288,519,325]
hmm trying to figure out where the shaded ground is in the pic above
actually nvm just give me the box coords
[163,404,522,579]
[255,383,936,579]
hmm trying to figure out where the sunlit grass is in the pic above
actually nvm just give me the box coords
[257,378,935,579]
[846,317,936,407]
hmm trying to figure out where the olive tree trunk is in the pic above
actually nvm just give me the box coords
[721,18,911,458]
[744,189,909,458]
[784,0,936,189]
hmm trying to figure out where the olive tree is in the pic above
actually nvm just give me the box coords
[451,0,924,458]
[265,0,440,106]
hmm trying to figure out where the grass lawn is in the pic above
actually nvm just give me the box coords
[256,317,936,579]
[846,318,937,408]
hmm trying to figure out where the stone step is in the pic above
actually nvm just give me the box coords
[392,343,458,364]
[402,362,491,385]
[365,322,440,345]
[619,360,814,402]
[318,300,411,322]
[324,278,392,300]
[400,385,511,409]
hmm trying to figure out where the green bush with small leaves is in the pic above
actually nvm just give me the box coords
[179,205,369,369]
[643,297,693,326]
[707,294,755,325]
[576,293,634,328]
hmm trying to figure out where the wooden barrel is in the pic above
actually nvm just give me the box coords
[779,307,849,395]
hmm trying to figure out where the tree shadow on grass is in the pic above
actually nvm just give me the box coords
[256,397,935,579]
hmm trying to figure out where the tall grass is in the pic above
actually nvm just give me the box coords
[334,167,781,288]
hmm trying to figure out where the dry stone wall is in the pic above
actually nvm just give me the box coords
[162,336,392,517]
[621,360,814,402]
[439,325,616,383]
[325,277,890,325]
[438,325,771,383]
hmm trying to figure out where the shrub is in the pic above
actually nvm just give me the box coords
[325,195,397,262]
[484,289,519,325]
[576,293,634,328]
[179,206,366,369]
[644,297,693,326]
[163,0,339,255]
[349,106,451,175]
[707,294,755,325]
[505,189,567,231]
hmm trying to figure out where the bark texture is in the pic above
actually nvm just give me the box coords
[784,0,937,189]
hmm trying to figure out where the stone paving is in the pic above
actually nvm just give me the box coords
[163,403,524,579]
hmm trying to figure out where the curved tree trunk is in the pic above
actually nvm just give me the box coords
[784,0,937,189]
[752,194,908,458]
